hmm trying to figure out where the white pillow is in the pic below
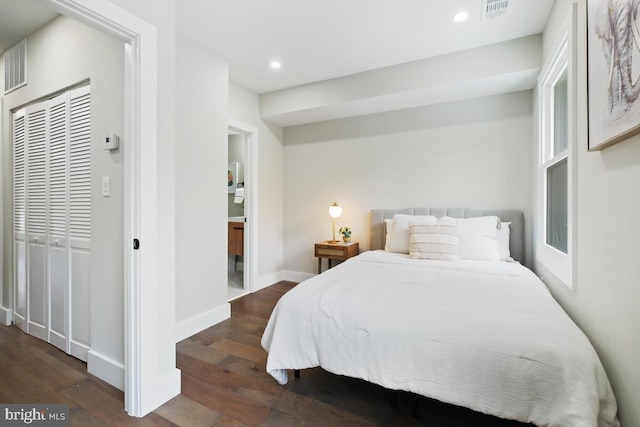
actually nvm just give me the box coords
[384,219,394,251]
[409,216,459,261]
[387,214,437,254]
[497,221,511,261]
[454,216,501,261]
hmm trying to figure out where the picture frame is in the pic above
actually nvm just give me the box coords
[587,0,640,150]
[228,162,238,194]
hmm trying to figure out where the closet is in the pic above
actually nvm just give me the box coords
[13,85,92,361]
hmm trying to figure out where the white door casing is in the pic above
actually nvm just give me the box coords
[228,118,258,295]
[40,0,178,417]
[13,109,27,332]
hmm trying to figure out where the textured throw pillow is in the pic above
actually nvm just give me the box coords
[497,221,511,261]
[384,219,394,251]
[455,216,501,261]
[409,216,460,261]
[388,214,437,254]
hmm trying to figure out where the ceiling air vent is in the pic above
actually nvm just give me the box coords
[482,0,510,20]
[4,39,27,94]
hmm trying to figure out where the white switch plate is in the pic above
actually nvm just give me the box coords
[102,176,111,197]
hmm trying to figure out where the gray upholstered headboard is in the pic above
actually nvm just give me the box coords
[370,208,525,264]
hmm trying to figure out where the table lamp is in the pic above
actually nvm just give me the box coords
[328,202,342,244]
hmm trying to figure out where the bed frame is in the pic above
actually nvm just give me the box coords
[370,208,525,264]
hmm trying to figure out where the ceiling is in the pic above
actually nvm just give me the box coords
[0,0,555,97]
[178,0,556,94]
[0,0,59,54]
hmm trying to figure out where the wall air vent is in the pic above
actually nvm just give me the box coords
[4,39,27,94]
[482,0,510,20]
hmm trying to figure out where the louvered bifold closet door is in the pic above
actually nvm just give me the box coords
[13,109,27,333]
[47,93,69,352]
[68,85,91,361]
[25,101,49,342]
[12,84,91,361]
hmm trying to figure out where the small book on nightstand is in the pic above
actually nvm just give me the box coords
[336,241,356,246]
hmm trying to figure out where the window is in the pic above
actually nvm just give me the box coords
[537,5,576,288]
[546,157,568,253]
[545,70,568,254]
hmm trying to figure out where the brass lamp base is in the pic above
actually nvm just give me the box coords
[326,240,340,244]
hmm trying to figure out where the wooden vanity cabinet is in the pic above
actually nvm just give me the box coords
[228,222,244,256]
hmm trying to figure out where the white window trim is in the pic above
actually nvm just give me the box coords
[536,4,577,289]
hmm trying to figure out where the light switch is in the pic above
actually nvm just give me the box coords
[102,176,111,197]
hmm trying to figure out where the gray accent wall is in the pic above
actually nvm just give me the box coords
[282,90,534,274]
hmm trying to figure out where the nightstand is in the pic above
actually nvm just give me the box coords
[314,241,359,273]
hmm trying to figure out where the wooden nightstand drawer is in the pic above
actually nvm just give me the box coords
[315,246,347,257]
[314,241,359,273]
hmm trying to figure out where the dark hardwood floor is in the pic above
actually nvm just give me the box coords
[0,281,533,426]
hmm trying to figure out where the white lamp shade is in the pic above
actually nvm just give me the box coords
[329,203,342,218]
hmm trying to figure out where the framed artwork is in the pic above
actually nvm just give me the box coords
[228,162,238,193]
[588,0,640,150]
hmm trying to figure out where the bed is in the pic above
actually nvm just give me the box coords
[261,208,619,426]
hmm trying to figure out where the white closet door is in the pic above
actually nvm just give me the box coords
[13,109,27,332]
[47,93,69,352]
[25,101,48,342]
[13,85,92,362]
[68,85,91,361]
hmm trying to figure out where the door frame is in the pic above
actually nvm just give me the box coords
[40,0,178,417]
[228,118,258,294]
[0,97,7,326]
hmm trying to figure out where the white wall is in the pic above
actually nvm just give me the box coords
[174,33,230,340]
[229,81,284,286]
[283,90,533,275]
[536,1,640,426]
[1,15,125,378]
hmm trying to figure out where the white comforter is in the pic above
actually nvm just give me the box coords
[261,251,619,427]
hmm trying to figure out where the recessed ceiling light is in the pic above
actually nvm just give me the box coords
[453,11,469,22]
[270,61,281,69]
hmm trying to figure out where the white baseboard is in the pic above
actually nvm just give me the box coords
[70,340,90,362]
[88,355,180,417]
[175,303,231,343]
[253,270,314,292]
[254,271,283,291]
[0,307,13,326]
[88,350,125,391]
[280,270,314,283]
[140,368,181,417]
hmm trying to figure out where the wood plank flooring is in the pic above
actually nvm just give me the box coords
[0,281,533,426]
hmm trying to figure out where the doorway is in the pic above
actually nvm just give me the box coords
[227,130,246,300]
[227,119,257,301]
